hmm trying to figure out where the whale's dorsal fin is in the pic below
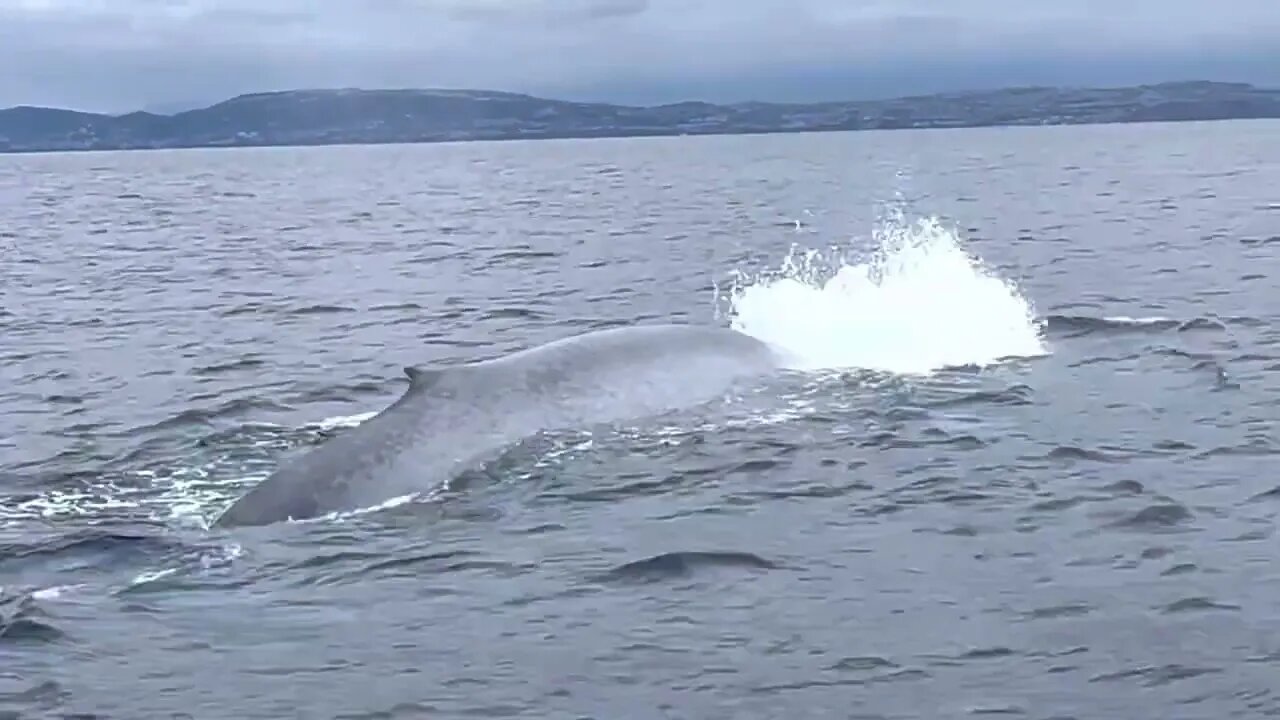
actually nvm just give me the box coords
[403,365,445,391]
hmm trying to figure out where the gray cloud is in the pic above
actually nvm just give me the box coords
[1,0,1277,112]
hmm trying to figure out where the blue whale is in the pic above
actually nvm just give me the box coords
[213,323,784,527]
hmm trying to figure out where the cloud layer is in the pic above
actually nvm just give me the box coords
[3,0,1278,112]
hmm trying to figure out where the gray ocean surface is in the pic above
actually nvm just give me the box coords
[1,120,1278,719]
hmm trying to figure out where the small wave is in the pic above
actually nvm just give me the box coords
[1108,503,1194,531]
[1161,597,1240,614]
[286,381,391,405]
[0,527,187,568]
[0,591,65,645]
[0,408,394,528]
[131,395,295,434]
[287,304,357,316]
[1073,315,1176,328]
[478,307,547,321]
[1045,446,1128,464]
[719,211,1047,375]
[193,356,267,375]
[369,302,423,312]
[1046,314,1231,338]
[596,551,779,583]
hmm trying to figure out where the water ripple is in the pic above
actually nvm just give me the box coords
[1,122,1278,718]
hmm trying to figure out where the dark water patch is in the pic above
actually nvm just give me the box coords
[551,471,686,504]
[650,504,745,521]
[0,527,186,571]
[0,679,70,715]
[192,355,266,375]
[288,550,386,572]
[1225,527,1273,542]
[921,385,1034,409]
[884,474,947,494]
[286,381,392,404]
[884,427,990,451]
[958,646,1017,660]
[931,433,987,450]
[42,393,85,406]
[1090,664,1222,687]
[723,458,782,475]
[1152,439,1196,453]
[283,548,526,589]
[478,307,546,322]
[1161,596,1240,614]
[1232,352,1276,362]
[1239,235,1280,246]
[219,302,275,317]
[1022,603,1095,620]
[752,667,931,694]
[1045,314,1179,338]
[1098,479,1145,495]
[407,250,469,264]
[287,304,357,316]
[1046,312,1239,338]
[923,646,1020,668]
[1194,439,1277,459]
[490,249,560,262]
[188,418,293,449]
[131,395,295,434]
[1107,503,1194,531]
[332,701,441,719]
[369,302,423,312]
[828,656,899,672]
[937,490,994,505]
[745,479,874,501]
[503,522,566,536]
[596,551,778,583]
[1045,446,1127,463]
[1248,485,1280,502]
[883,475,1005,512]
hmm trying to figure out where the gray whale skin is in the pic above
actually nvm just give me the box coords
[214,323,783,527]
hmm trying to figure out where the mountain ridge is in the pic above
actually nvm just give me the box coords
[2,80,1277,153]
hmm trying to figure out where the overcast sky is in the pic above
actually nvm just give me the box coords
[2,0,1278,113]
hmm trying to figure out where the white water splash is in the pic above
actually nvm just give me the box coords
[720,212,1048,375]
[316,411,377,431]
[0,413,379,527]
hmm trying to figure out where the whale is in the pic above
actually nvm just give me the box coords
[213,323,785,527]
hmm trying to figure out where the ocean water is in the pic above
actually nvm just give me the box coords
[1,119,1278,719]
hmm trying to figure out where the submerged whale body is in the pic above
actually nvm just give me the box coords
[214,323,784,527]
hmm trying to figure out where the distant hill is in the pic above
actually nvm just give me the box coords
[1,81,1278,154]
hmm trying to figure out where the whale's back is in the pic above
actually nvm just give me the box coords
[214,324,780,527]
[469,324,780,429]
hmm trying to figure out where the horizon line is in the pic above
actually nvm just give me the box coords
[2,77,1273,118]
